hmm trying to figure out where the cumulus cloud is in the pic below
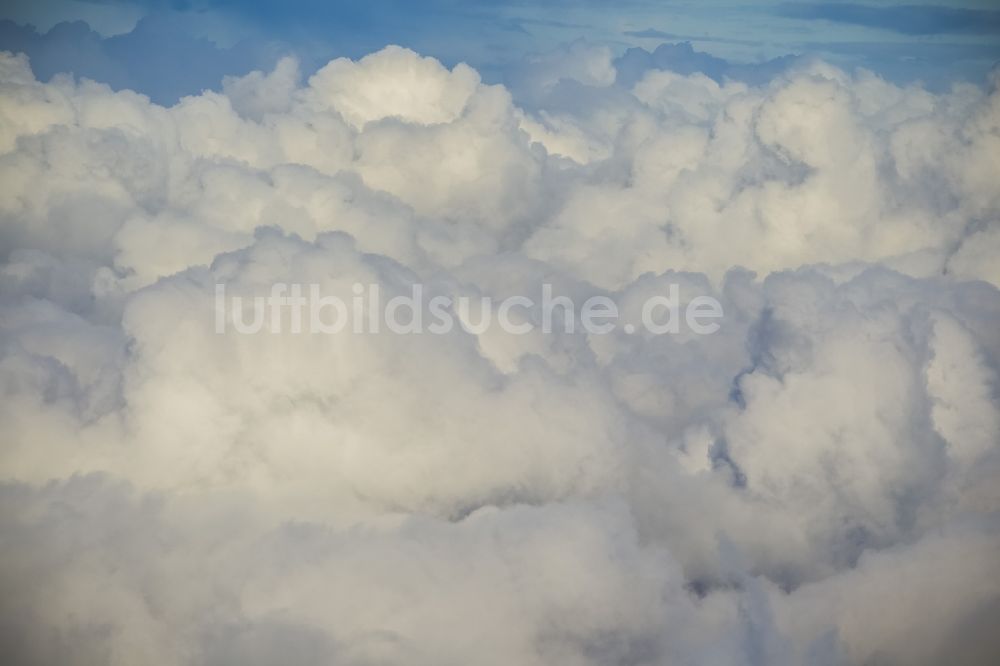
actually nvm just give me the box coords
[0,41,999,665]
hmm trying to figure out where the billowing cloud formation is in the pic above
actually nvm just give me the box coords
[1,43,999,665]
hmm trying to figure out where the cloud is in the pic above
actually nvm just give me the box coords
[776,2,1000,36]
[0,16,282,105]
[615,41,800,88]
[623,28,676,40]
[0,42,999,665]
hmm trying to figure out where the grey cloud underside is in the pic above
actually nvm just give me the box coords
[1,43,1000,665]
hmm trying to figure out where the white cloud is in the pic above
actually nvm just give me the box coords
[306,46,481,130]
[0,45,998,665]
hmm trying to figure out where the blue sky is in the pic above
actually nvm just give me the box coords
[1,0,998,103]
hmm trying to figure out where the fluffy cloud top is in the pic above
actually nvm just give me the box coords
[0,43,999,665]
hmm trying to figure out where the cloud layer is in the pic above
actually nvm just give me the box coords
[1,43,999,665]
